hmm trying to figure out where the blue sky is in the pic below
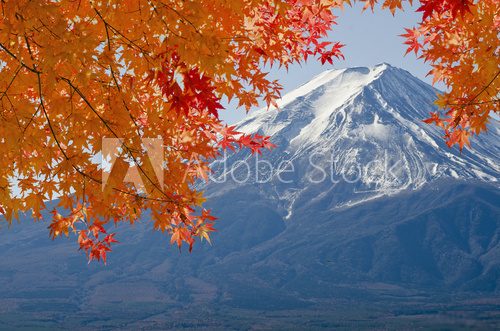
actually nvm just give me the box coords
[220,2,438,124]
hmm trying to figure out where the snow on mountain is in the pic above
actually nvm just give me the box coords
[238,63,389,138]
[209,63,499,213]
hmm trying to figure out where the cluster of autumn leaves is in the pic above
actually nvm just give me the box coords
[401,0,499,149]
[0,0,498,262]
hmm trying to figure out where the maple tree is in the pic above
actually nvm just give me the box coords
[0,0,341,262]
[0,0,498,262]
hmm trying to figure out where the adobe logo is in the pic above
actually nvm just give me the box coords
[101,138,164,197]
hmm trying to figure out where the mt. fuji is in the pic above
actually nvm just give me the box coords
[208,63,498,212]
[0,64,499,329]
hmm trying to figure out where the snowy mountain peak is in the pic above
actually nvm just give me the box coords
[211,64,498,211]
[238,63,405,136]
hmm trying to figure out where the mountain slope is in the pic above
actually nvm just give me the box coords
[203,181,500,297]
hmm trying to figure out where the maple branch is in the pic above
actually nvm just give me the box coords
[37,104,173,206]
[146,0,187,40]
[467,70,500,106]
[36,73,74,167]
[92,13,143,137]
[0,42,41,74]
[20,104,41,137]
[447,70,500,126]
[4,93,22,130]
[59,77,175,204]
[22,35,75,167]
[98,13,112,52]
[120,98,143,137]
[36,18,63,41]
[93,9,155,62]
[6,40,178,207]
[0,64,22,102]
[160,1,203,36]
[446,99,500,107]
